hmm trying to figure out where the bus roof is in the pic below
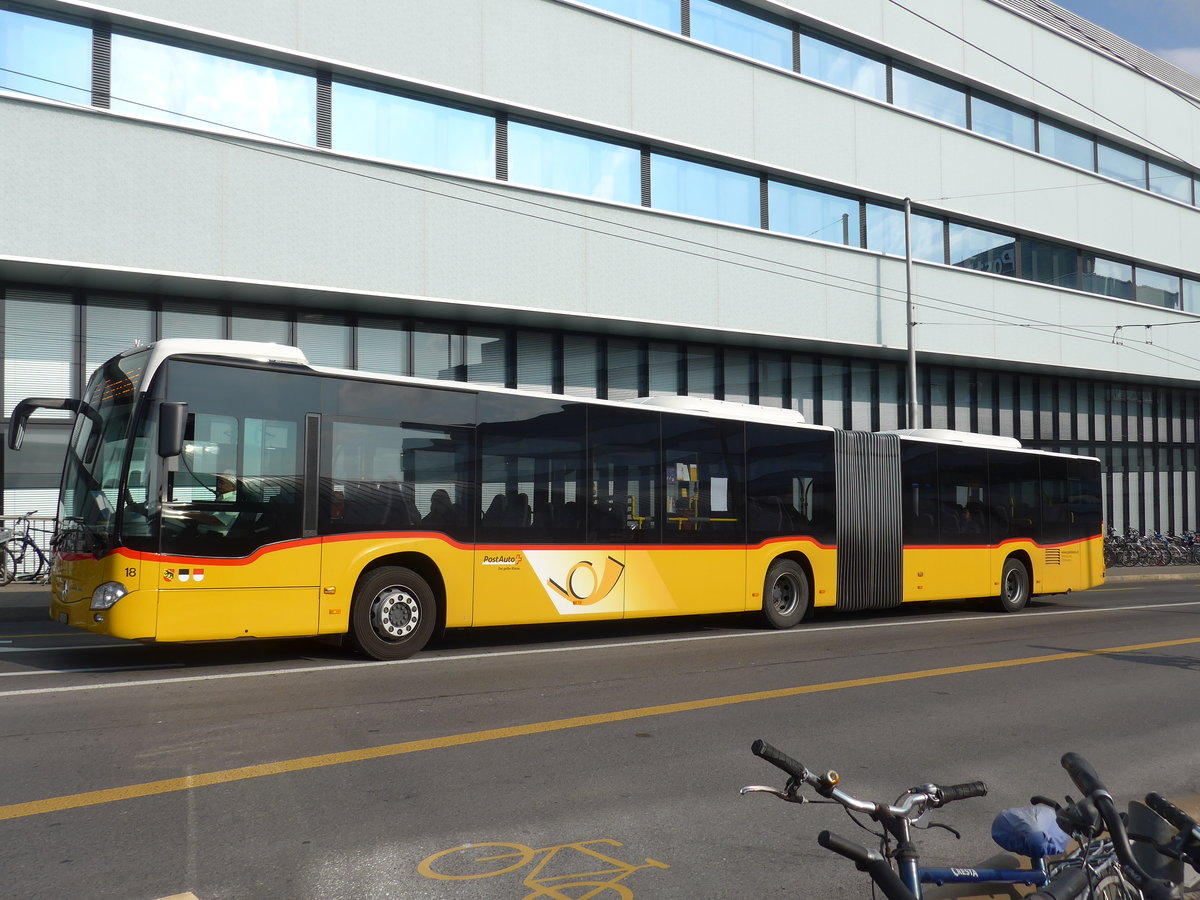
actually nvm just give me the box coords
[124,341,1093,460]
[133,338,308,375]
[885,428,1022,450]
[625,395,808,425]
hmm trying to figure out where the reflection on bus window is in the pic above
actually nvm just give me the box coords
[323,419,473,540]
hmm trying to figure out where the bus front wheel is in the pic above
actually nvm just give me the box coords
[761,559,810,629]
[995,558,1031,613]
[349,566,437,660]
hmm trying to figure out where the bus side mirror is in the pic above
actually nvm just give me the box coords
[8,398,81,451]
[158,402,188,458]
[8,409,28,451]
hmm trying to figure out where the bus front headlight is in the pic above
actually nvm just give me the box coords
[90,582,128,610]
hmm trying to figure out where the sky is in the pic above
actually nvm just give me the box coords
[1051,0,1200,77]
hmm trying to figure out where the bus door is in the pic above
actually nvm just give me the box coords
[155,386,320,641]
[622,411,745,618]
[473,398,606,625]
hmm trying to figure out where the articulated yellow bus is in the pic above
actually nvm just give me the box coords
[9,339,1104,660]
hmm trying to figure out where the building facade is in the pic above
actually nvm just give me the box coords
[2,0,1198,532]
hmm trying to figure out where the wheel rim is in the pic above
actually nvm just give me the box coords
[369,585,421,642]
[1003,567,1025,604]
[771,572,801,617]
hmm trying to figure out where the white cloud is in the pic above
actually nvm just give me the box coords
[1155,46,1200,78]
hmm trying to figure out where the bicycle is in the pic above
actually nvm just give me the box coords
[0,511,51,586]
[742,740,1197,899]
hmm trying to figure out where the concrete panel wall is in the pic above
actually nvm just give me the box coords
[6,93,1195,384]
[46,0,1196,278]
[769,0,1197,164]
[73,0,1200,166]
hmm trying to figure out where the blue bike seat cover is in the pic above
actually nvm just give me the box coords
[991,805,1071,857]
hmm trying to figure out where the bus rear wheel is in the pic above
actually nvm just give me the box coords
[349,566,437,660]
[761,560,810,629]
[995,558,1031,613]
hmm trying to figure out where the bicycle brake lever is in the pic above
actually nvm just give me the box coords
[920,821,962,839]
[739,785,807,803]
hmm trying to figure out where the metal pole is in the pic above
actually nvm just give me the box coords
[904,197,919,429]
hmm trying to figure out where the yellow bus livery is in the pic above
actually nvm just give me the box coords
[9,339,1104,660]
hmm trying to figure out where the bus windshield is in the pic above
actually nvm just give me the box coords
[59,350,149,547]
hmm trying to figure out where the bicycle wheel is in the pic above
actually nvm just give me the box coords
[1090,872,1141,899]
[418,843,536,880]
[28,545,48,582]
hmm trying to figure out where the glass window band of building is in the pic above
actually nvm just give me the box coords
[2,3,1198,309]
[9,285,1200,438]
[4,0,1195,205]
[6,285,1199,533]
[574,0,1197,206]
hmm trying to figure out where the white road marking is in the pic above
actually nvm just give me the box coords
[0,664,179,677]
[0,643,133,652]
[0,599,1197,698]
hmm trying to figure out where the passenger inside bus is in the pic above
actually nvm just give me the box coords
[422,489,457,530]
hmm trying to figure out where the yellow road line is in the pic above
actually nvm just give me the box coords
[3,635,1198,822]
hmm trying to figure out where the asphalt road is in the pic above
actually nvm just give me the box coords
[1,572,1198,899]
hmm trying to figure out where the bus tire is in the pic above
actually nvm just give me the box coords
[348,566,437,660]
[761,559,810,629]
[995,558,1030,613]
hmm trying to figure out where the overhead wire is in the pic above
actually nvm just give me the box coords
[882,0,1199,167]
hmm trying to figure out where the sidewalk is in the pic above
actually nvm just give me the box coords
[1103,564,1200,583]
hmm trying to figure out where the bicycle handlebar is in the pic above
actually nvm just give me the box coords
[1145,792,1200,841]
[749,739,986,817]
[936,781,989,805]
[1145,792,1200,873]
[817,831,917,900]
[1060,753,1181,900]
[750,738,806,781]
[1024,865,1090,900]
[1061,752,1106,800]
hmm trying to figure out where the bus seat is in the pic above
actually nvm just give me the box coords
[482,494,507,526]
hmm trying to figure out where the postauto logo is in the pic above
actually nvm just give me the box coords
[517,551,626,614]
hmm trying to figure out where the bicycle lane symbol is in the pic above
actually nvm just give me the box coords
[418,838,670,899]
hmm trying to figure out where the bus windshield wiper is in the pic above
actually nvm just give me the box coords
[55,517,106,559]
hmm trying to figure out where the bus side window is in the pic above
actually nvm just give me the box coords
[746,424,832,542]
[900,443,939,543]
[588,406,659,543]
[478,396,586,544]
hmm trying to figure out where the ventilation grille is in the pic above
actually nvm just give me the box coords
[640,147,652,207]
[495,113,509,181]
[835,431,903,610]
[1044,548,1062,566]
[316,71,332,148]
[91,23,111,108]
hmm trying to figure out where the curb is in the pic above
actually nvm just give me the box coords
[1104,571,1200,584]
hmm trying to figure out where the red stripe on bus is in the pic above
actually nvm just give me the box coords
[94,530,1100,568]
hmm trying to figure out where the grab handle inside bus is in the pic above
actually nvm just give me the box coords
[8,398,96,451]
[158,401,188,458]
